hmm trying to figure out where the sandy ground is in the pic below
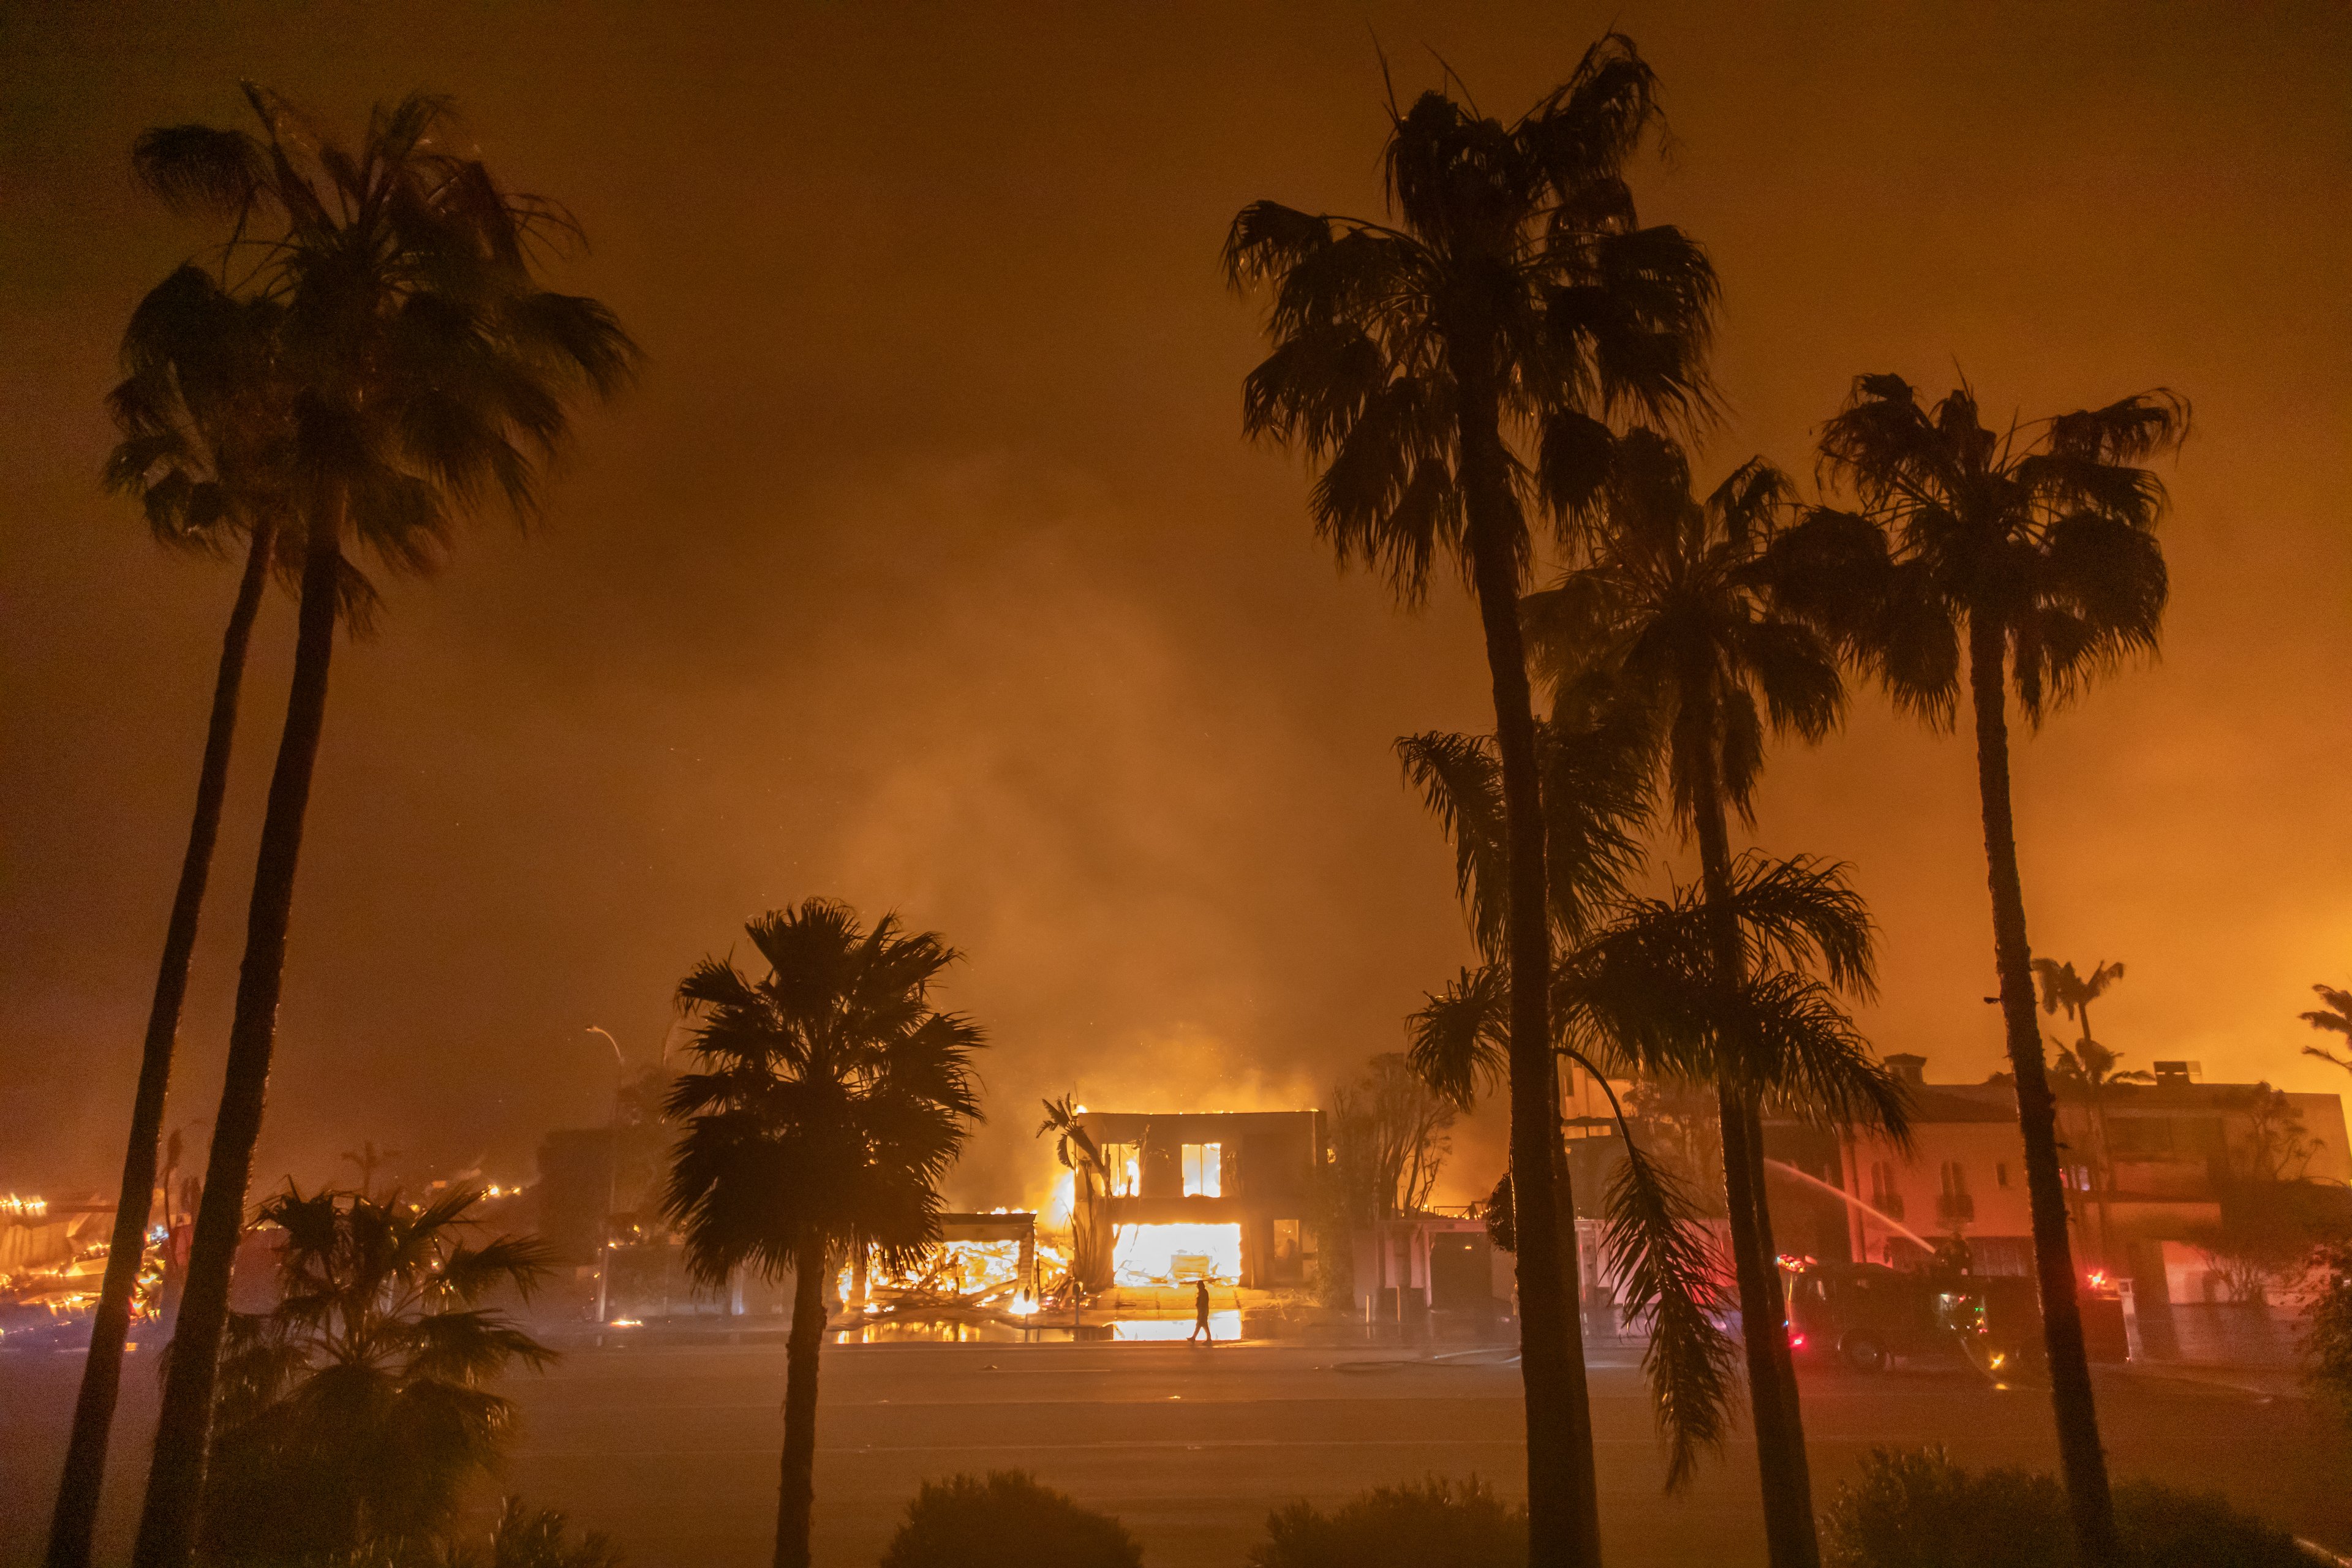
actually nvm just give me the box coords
[6,1338,2346,1568]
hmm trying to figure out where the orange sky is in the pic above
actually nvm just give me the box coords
[2,2,2347,1205]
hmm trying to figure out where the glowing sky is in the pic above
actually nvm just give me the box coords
[2,3,2347,1204]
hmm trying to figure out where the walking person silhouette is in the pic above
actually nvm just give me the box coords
[1187,1278,1213,1345]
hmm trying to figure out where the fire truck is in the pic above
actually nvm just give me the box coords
[1779,1261,2049,1373]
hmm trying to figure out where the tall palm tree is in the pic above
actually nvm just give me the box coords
[1774,372,2188,1568]
[47,264,307,1568]
[665,900,984,1568]
[2034,959,2144,1270]
[1521,429,1843,1568]
[2300,984,2352,1074]
[1224,40,1715,1564]
[198,1186,554,1563]
[123,87,636,1568]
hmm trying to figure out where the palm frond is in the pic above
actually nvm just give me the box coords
[131,123,268,217]
[1602,1139,1738,1489]
[1406,966,1510,1109]
[1397,732,1512,961]
[1741,973,1910,1142]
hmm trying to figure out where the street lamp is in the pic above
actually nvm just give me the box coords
[586,1027,625,1329]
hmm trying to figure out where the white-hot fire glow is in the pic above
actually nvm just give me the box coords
[1113,1221,1240,1286]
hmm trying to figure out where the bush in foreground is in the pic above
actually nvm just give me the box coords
[881,1471,1140,1568]
[448,1498,623,1568]
[1820,1447,2304,1568]
[1248,1476,1524,1568]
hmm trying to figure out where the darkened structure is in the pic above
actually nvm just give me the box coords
[1075,1109,1325,1288]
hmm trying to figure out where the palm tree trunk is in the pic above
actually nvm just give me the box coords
[132,504,342,1568]
[775,1237,828,1568]
[2080,1021,2116,1273]
[1455,365,1599,1568]
[1966,618,2119,1567]
[1691,773,1819,1568]
[1741,1096,1813,1539]
[47,523,275,1568]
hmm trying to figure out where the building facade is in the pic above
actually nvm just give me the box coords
[1830,1054,2352,1305]
[1074,1108,1325,1289]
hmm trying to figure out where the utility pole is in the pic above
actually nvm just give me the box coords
[587,1027,625,1329]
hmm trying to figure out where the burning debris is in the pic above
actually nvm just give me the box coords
[845,1215,1055,1319]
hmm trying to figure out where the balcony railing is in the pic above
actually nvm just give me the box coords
[1937,1192,1975,1226]
[1871,1193,1905,1221]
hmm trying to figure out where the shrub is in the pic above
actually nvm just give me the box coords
[1820,1447,2305,1568]
[881,1471,1140,1568]
[2111,1479,2305,1568]
[1248,1476,1524,1568]
[1820,1448,2070,1568]
[450,1499,624,1568]
[2302,1241,2352,1428]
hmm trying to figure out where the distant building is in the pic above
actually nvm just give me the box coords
[1073,1109,1325,1288]
[1824,1054,2352,1305]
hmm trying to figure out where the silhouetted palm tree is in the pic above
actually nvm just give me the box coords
[1412,853,1906,1500]
[2035,959,2144,1268]
[47,265,306,1568]
[665,900,984,1568]
[1521,429,1843,1567]
[2301,985,2352,1074]
[1773,372,2188,1568]
[198,1186,554,1564]
[1038,1095,1117,1291]
[123,87,636,1568]
[1224,40,1714,1564]
[2032,959,2125,1050]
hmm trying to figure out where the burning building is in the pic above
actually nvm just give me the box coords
[1058,1108,1326,1290]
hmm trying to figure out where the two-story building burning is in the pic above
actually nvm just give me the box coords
[1069,1108,1325,1290]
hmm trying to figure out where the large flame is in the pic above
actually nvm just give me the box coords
[1112,1221,1240,1285]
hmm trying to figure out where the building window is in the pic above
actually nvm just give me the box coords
[1937,1161,1974,1225]
[1100,1142,1139,1195]
[1182,1142,1222,1197]
[1996,1163,2010,1189]
[1868,1161,1903,1221]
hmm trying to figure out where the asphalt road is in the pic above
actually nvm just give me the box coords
[6,1340,2346,1568]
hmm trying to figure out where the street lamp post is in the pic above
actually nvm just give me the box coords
[587,1027,625,1329]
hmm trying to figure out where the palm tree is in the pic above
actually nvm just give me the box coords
[1039,1095,1116,1291]
[1774,372,2188,1568]
[198,1185,554,1564]
[2034,959,2146,1270]
[2301,984,2352,1074]
[1400,685,1902,1499]
[1521,429,1844,1568]
[1224,40,1716,1564]
[1409,852,1907,1493]
[2032,959,2125,1052]
[665,900,984,1568]
[123,88,636,1568]
[47,263,309,1568]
